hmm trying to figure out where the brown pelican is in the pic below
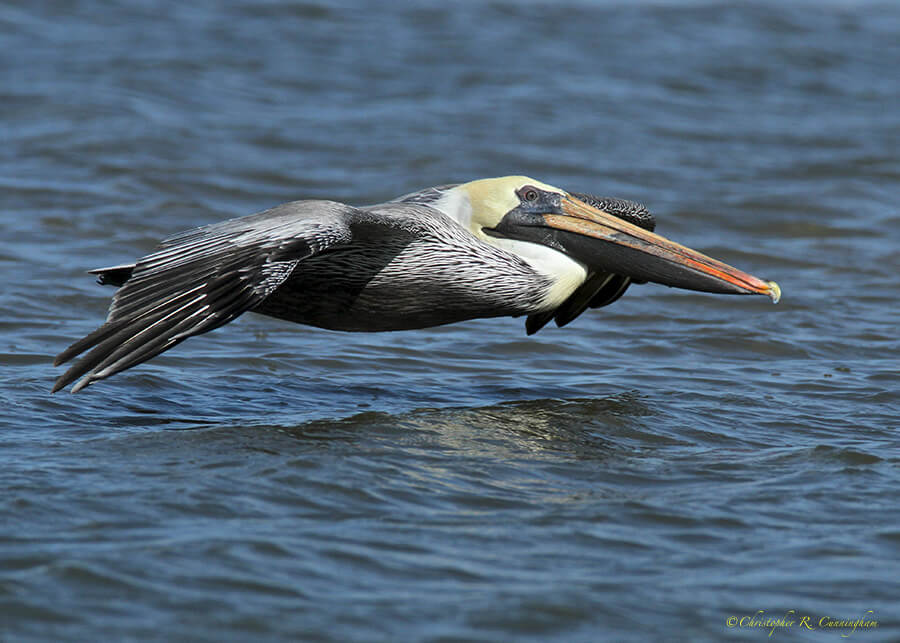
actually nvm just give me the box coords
[52,176,780,393]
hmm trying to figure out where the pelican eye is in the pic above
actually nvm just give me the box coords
[521,187,540,202]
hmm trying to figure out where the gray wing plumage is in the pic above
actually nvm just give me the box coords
[391,184,460,206]
[525,194,654,335]
[53,200,356,393]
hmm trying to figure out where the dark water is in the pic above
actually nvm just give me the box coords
[2,0,899,640]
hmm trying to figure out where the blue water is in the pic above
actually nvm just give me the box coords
[2,1,899,640]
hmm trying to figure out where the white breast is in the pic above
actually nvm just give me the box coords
[485,236,588,310]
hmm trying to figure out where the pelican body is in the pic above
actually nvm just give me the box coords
[53,176,780,393]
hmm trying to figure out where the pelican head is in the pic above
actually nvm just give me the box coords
[448,175,780,301]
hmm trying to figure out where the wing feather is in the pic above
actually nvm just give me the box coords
[53,200,355,393]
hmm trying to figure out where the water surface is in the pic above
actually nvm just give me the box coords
[2,1,899,640]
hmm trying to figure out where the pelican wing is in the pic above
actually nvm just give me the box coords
[391,183,460,206]
[53,200,356,393]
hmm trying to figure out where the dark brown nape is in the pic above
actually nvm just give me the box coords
[568,192,655,232]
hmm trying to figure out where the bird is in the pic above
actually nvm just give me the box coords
[52,176,781,393]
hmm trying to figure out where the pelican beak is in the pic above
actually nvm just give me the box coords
[543,195,781,302]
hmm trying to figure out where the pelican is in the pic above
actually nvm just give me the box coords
[52,176,781,393]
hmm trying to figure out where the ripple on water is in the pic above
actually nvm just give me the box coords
[3,0,900,640]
